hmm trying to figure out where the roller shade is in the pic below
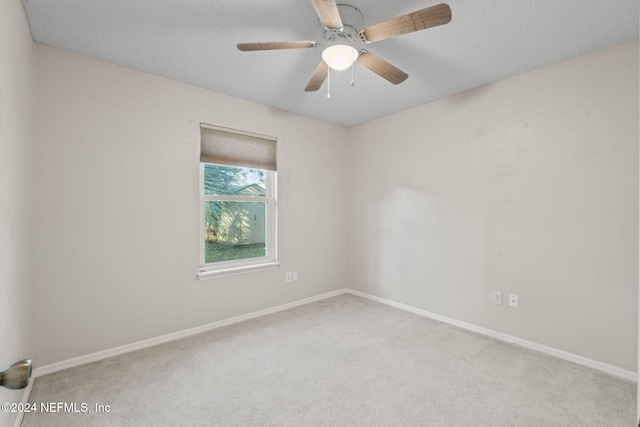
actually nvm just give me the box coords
[200,124,277,171]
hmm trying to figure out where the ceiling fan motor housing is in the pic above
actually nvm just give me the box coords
[323,4,364,45]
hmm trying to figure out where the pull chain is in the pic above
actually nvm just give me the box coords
[351,61,355,86]
[327,68,331,99]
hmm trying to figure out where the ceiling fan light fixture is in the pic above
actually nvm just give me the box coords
[322,44,358,71]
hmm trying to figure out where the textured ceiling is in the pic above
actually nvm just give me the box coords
[22,0,639,127]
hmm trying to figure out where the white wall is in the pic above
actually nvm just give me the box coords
[347,40,639,372]
[34,45,348,366]
[0,0,35,424]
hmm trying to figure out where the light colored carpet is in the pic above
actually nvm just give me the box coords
[22,294,635,426]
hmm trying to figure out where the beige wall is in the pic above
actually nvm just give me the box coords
[0,0,35,423]
[347,40,639,371]
[34,45,348,365]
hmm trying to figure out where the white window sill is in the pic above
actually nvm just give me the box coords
[197,261,280,280]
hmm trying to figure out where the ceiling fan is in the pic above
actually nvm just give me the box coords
[237,1,452,92]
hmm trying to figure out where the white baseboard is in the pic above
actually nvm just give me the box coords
[34,289,347,377]
[12,380,34,427]
[35,287,637,384]
[345,288,638,383]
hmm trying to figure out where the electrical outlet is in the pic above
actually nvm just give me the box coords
[285,272,292,283]
[292,271,298,281]
[508,294,518,308]
[492,291,502,305]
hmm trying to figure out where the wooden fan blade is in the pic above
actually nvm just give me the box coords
[237,41,317,51]
[310,0,343,30]
[357,51,408,85]
[361,3,451,43]
[305,61,329,91]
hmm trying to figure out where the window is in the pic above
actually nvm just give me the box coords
[198,124,278,279]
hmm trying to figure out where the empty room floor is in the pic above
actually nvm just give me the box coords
[22,294,635,426]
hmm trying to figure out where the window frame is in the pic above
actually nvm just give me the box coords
[198,163,278,280]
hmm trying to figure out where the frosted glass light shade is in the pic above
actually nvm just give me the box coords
[322,45,358,71]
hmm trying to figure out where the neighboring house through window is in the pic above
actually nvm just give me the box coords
[198,124,278,279]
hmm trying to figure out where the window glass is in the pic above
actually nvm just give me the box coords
[204,200,266,263]
[204,164,265,196]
